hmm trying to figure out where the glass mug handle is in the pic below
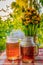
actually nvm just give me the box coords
[34,44,39,56]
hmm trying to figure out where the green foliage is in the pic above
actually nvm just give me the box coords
[0,2,24,51]
[38,14,43,48]
[40,0,43,6]
[0,17,23,51]
[0,18,14,51]
[11,2,20,9]
[0,37,6,51]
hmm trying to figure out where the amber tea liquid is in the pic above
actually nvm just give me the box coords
[21,46,35,62]
[6,42,20,60]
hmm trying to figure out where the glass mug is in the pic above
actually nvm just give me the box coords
[6,37,21,61]
[20,37,39,63]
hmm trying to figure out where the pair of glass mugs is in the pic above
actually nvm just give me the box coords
[6,37,39,63]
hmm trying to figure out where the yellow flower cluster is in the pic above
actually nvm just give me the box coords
[22,8,40,26]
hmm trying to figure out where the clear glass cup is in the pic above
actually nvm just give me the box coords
[6,37,21,62]
[20,37,39,63]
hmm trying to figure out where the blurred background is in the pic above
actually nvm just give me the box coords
[0,0,43,52]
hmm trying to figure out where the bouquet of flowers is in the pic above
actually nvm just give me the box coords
[22,8,40,36]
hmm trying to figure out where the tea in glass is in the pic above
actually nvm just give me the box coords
[6,38,20,61]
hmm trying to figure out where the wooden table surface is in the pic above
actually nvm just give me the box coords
[0,48,43,65]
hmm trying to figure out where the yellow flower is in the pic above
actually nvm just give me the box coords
[31,8,36,12]
[32,16,37,19]
[26,21,30,24]
[25,18,30,21]
[33,11,37,14]
[25,12,29,15]
[26,8,30,10]
[36,15,40,20]
[28,12,32,15]
[29,20,31,22]
[24,22,28,26]
[34,21,38,24]
[25,12,31,16]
